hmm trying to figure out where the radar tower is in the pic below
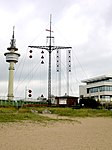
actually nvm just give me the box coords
[4,27,20,100]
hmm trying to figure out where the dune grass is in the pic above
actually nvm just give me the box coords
[0,107,112,123]
[35,107,112,117]
[0,107,52,123]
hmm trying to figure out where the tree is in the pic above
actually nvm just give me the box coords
[80,97,100,108]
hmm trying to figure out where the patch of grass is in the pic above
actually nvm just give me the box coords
[0,107,112,123]
[35,107,112,117]
[0,107,53,123]
[0,107,16,113]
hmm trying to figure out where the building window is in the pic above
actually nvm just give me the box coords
[88,86,112,93]
[100,96,111,101]
[100,86,112,92]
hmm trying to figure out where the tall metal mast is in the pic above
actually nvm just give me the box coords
[28,15,72,103]
[48,15,52,102]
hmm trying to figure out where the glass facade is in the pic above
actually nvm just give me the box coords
[87,86,112,93]
[100,96,111,101]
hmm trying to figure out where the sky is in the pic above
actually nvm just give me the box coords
[0,0,112,99]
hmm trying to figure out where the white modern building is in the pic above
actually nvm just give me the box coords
[79,75,112,102]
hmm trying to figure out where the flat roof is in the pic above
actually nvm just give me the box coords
[82,74,112,83]
[55,95,78,98]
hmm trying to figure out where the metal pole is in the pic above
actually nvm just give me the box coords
[67,68,69,96]
[48,14,52,104]
[25,86,27,100]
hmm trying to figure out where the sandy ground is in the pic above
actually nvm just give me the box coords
[0,117,112,150]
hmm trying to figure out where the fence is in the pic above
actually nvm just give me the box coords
[0,98,48,107]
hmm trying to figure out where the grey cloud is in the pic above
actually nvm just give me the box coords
[1,0,112,98]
